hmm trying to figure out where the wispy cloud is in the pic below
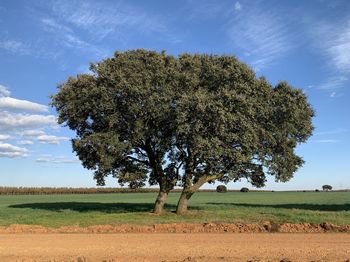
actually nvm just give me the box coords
[312,139,341,143]
[41,18,108,58]
[226,4,295,70]
[329,91,344,98]
[318,75,348,90]
[325,23,350,73]
[0,39,32,56]
[312,18,350,92]
[314,128,348,136]
[234,2,242,11]
[185,0,232,20]
[36,155,78,164]
[49,0,177,43]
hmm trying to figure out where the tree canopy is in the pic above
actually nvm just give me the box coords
[322,185,332,191]
[51,49,314,214]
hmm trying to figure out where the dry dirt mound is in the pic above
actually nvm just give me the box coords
[0,222,349,234]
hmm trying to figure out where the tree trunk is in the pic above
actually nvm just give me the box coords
[176,190,193,215]
[176,175,217,215]
[153,190,168,214]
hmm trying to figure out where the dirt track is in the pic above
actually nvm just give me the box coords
[1,233,350,262]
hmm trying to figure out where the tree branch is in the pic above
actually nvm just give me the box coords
[126,156,149,166]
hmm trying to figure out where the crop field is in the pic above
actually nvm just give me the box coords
[0,191,349,227]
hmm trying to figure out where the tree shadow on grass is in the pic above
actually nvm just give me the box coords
[206,202,350,212]
[8,202,177,213]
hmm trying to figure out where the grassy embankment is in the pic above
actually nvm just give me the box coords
[0,191,349,227]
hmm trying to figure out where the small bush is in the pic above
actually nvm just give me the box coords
[322,185,332,191]
[315,189,320,192]
[216,185,227,193]
[240,187,249,193]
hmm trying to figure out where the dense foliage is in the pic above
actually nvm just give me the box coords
[216,185,227,193]
[322,185,333,191]
[52,49,314,214]
[240,187,249,193]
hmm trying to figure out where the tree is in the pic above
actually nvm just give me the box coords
[118,172,147,189]
[322,185,332,191]
[51,50,180,214]
[173,54,314,214]
[52,50,314,215]
[216,185,227,193]
[240,187,249,192]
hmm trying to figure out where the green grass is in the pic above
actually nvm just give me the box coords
[0,192,349,227]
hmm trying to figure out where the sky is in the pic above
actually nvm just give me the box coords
[0,0,349,190]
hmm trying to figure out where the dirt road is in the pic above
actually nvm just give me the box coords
[0,233,349,262]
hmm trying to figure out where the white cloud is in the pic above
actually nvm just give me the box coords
[0,39,32,56]
[36,155,78,164]
[20,129,46,137]
[0,134,10,140]
[0,143,28,158]
[41,18,107,57]
[234,2,241,11]
[327,24,350,72]
[48,0,175,43]
[17,140,34,145]
[0,87,67,158]
[0,111,57,131]
[0,97,48,112]
[41,18,73,34]
[227,5,294,70]
[37,134,69,144]
[312,19,350,91]
[0,85,10,97]
[318,75,348,90]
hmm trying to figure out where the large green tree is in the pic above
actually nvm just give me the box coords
[51,50,180,214]
[173,54,314,214]
[52,50,314,215]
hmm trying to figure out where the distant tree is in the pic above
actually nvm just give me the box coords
[315,189,320,192]
[322,185,332,191]
[216,185,227,193]
[240,187,249,193]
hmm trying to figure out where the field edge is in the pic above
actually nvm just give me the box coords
[1,221,350,234]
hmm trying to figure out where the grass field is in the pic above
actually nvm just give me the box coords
[0,192,349,227]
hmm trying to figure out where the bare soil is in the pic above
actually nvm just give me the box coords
[0,233,350,262]
[1,222,350,233]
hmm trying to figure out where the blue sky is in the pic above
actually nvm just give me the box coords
[0,0,349,190]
